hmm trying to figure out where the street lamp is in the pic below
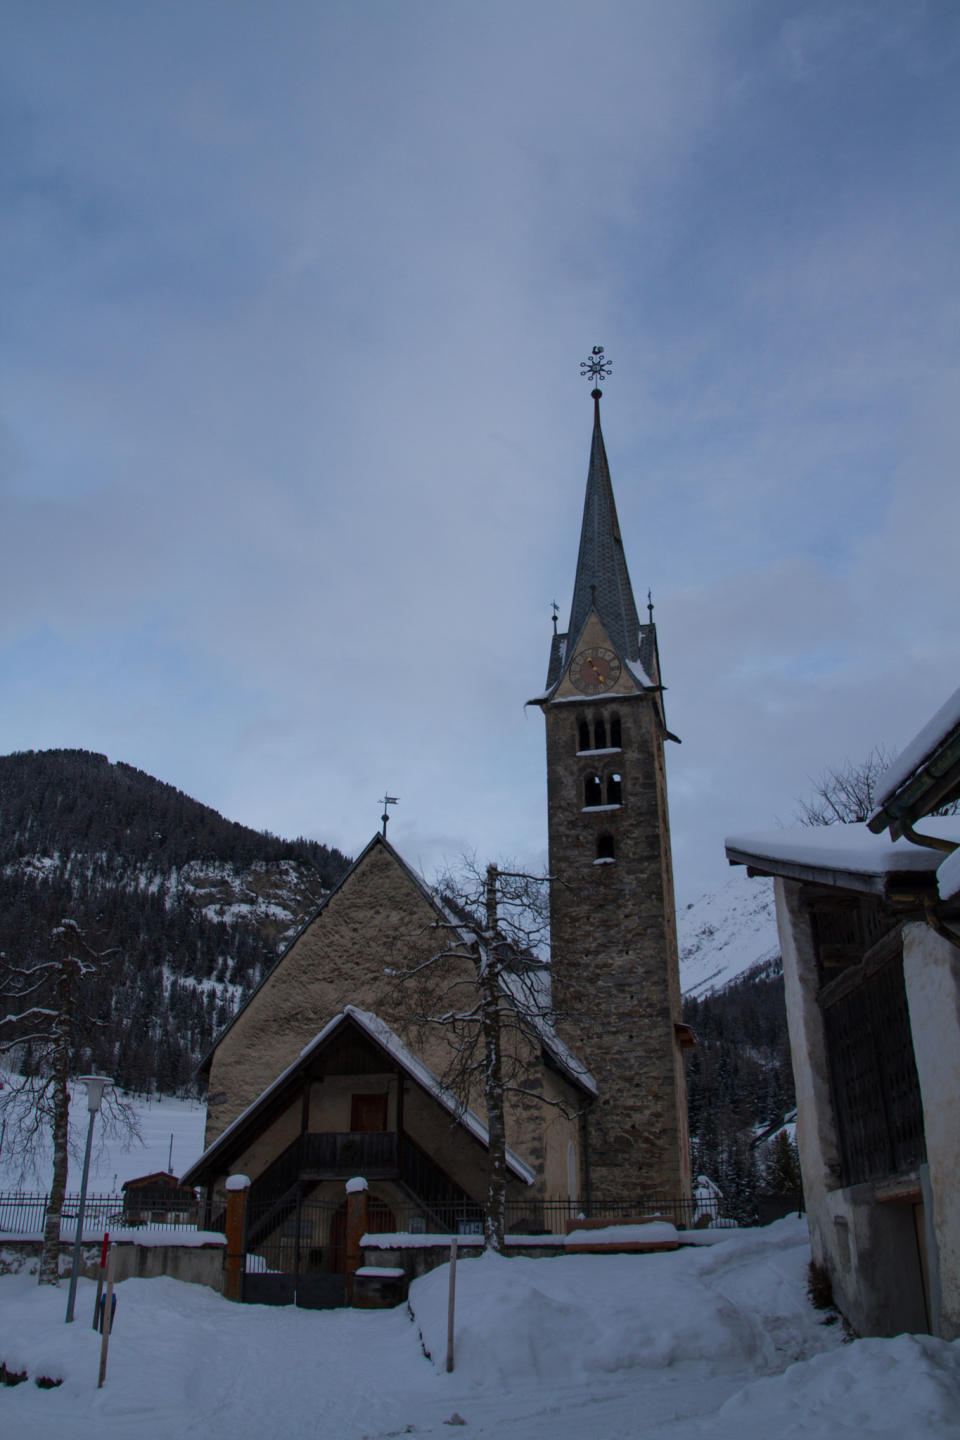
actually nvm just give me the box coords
[65,1075,112,1324]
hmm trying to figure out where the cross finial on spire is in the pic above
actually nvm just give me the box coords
[647,589,654,624]
[551,599,559,634]
[580,345,612,398]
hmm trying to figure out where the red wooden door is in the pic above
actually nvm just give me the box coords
[351,1093,388,1132]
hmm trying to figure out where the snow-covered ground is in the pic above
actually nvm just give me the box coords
[2,1218,959,1438]
[678,870,779,997]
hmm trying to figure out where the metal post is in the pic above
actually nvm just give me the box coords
[65,1076,111,1324]
[446,1237,458,1373]
[97,1245,116,1388]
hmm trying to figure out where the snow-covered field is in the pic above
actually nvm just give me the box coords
[0,1087,207,1193]
[2,1218,959,1438]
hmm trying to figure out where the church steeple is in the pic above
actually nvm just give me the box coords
[532,350,690,1208]
[542,358,660,701]
[566,389,642,665]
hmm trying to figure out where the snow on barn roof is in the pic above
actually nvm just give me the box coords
[869,684,960,836]
[181,1005,536,1188]
[725,816,960,893]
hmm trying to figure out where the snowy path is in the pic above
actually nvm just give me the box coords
[2,1221,960,1439]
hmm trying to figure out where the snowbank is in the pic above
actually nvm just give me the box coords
[408,1219,833,1386]
[716,1332,960,1439]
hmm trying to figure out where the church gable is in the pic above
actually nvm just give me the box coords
[204,835,476,1147]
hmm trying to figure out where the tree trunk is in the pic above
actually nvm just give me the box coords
[39,959,74,1286]
[479,938,507,1253]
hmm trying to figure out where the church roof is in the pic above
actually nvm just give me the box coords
[566,392,643,666]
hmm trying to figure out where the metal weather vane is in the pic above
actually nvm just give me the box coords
[379,792,398,838]
[580,345,612,391]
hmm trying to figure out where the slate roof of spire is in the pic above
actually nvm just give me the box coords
[566,393,642,663]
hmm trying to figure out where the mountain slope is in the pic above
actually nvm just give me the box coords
[678,870,779,998]
[0,749,351,1091]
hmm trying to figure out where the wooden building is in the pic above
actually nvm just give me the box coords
[726,684,960,1338]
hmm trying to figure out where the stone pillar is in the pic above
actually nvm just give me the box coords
[345,1177,368,1306]
[222,1174,250,1303]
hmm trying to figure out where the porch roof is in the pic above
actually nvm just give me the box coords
[181,1006,536,1188]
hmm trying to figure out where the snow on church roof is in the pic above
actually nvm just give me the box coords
[182,1005,536,1187]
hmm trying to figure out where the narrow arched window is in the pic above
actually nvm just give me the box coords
[578,719,590,752]
[596,833,615,860]
[607,773,622,805]
[593,717,607,749]
[609,714,622,748]
[584,774,602,806]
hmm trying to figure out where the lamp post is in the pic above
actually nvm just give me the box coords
[65,1075,112,1324]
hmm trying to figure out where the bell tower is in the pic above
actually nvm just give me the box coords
[531,351,690,1205]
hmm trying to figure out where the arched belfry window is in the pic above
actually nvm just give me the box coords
[596,833,615,861]
[593,717,607,750]
[609,714,622,748]
[578,719,590,753]
[607,773,622,805]
[584,774,602,807]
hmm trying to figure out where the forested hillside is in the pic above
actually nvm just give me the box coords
[684,959,797,1211]
[0,750,350,1092]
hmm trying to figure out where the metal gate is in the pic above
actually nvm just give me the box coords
[243,1196,346,1309]
[241,1195,395,1308]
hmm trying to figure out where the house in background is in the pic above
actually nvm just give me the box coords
[121,1172,198,1227]
[725,684,960,1339]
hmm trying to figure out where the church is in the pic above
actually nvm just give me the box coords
[182,356,691,1286]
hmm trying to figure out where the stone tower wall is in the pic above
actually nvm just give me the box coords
[545,690,690,1203]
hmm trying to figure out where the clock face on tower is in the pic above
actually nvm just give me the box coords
[571,646,621,695]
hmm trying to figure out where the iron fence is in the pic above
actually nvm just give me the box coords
[360,1192,741,1236]
[0,1193,203,1237]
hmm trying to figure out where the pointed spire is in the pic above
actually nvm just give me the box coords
[566,386,642,663]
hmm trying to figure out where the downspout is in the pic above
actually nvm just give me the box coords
[901,820,957,855]
[888,822,960,950]
[923,899,960,953]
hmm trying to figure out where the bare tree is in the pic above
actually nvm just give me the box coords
[389,860,578,1251]
[794,745,897,826]
[0,920,137,1285]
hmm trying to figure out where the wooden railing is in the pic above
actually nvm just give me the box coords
[301,1130,399,1176]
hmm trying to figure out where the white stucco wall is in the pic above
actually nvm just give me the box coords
[902,920,960,1339]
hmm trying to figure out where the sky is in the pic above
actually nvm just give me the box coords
[3,1,960,907]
